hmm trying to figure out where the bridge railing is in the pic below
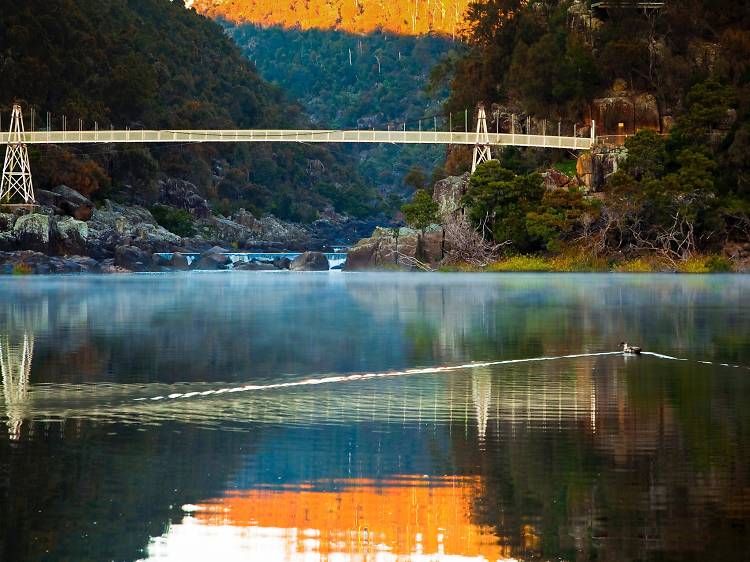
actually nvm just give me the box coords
[15,129,593,149]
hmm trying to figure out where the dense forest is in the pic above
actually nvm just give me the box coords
[226,24,461,201]
[0,0,380,221]
[422,0,750,267]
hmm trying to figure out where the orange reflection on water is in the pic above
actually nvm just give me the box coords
[192,475,510,561]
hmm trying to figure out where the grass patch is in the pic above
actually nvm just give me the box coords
[552,160,577,177]
[449,252,736,273]
[550,252,609,272]
[11,263,33,275]
[487,255,553,272]
[677,255,734,273]
[437,263,483,272]
[614,258,656,272]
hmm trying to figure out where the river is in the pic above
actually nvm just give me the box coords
[0,272,748,561]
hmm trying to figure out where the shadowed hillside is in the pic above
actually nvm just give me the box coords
[0,0,379,221]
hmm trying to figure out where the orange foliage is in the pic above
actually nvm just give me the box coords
[192,0,471,35]
[48,151,110,198]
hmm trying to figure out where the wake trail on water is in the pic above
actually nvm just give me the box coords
[9,350,749,420]
[132,349,745,404]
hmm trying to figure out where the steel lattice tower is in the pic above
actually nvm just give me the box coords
[471,104,493,173]
[1,104,35,205]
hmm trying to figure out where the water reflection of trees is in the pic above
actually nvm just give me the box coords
[0,274,747,389]
[0,421,253,562]
[452,358,750,561]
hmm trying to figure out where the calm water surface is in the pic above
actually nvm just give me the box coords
[0,272,749,561]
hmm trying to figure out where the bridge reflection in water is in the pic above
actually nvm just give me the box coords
[0,334,33,441]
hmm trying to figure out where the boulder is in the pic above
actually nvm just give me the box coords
[51,217,88,256]
[576,150,593,187]
[290,251,330,271]
[65,256,101,273]
[542,168,573,191]
[394,228,419,262]
[343,227,440,271]
[190,246,232,270]
[52,185,95,221]
[418,226,444,265]
[0,213,17,232]
[233,260,277,271]
[36,185,95,221]
[272,256,292,270]
[13,213,50,252]
[230,211,311,246]
[114,245,151,272]
[158,178,211,218]
[0,251,99,274]
[343,236,380,271]
[87,200,182,258]
[151,253,172,269]
[432,174,469,224]
[168,252,191,270]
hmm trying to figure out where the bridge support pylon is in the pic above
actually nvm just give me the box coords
[471,104,493,174]
[1,104,35,206]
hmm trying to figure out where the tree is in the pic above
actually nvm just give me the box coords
[621,130,667,181]
[462,161,543,250]
[668,80,737,150]
[401,189,439,231]
[403,165,428,193]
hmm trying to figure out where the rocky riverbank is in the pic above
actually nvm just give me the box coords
[0,180,382,274]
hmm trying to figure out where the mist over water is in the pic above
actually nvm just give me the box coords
[1,272,749,561]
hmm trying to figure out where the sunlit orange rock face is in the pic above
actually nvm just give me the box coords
[194,476,508,560]
[190,0,470,36]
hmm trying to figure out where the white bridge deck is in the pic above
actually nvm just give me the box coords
[7,129,593,150]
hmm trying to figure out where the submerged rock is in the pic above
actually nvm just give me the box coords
[233,260,277,271]
[272,256,292,270]
[290,251,329,271]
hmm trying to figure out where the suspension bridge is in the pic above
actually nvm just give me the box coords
[0,103,595,205]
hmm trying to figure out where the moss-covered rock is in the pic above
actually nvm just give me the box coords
[13,214,50,252]
[52,217,89,256]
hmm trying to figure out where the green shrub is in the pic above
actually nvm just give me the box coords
[705,255,733,272]
[149,205,196,237]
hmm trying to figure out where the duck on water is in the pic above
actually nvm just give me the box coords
[620,342,642,354]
